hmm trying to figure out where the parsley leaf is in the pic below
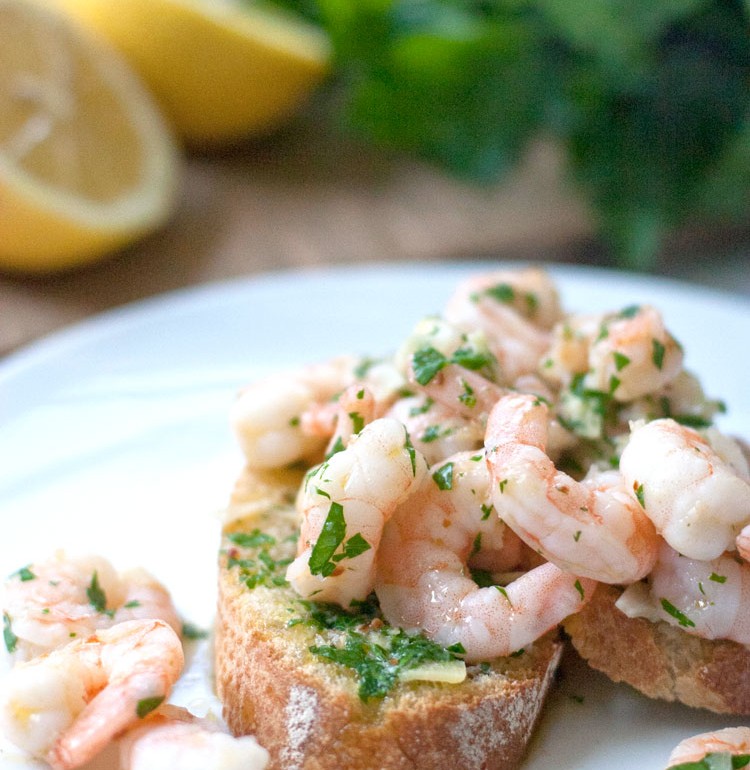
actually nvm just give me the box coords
[308,502,348,577]
[87,572,108,614]
[3,612,17,653]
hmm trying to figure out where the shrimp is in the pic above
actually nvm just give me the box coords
[231,356,358,468]
[386,393,484,466]
[443,268,561,384]
[409,360,506,422]
[320,384,376,457]
[376,452,593,661]
[119,705,268,770]
[0,618,184,770]
[542,305,683,402]
[485,393,660,584]
[619,419,750,561]
[667,727,750,767]
[618,546,747,641]
[2,553,181,662]
[286,418,429,608]
[616,540,750,645]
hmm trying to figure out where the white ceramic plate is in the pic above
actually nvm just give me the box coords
[1,262,749,770]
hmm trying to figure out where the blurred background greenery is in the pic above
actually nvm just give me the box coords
[261,0,750,270]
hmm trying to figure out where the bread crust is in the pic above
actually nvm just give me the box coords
[215,467,564,770]
[563,583,750,714]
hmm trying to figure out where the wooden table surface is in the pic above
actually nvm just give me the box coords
[1,116,749,358]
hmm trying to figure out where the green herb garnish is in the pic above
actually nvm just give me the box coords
[432,461,454,491]
[87,571,107,614]
[3,612,17,653]
[652,338,666,369]
[660,598,696,628]
[669,754,750,770]
[136,695,165,719]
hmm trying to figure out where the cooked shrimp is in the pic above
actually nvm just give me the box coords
[617,540,750,644]
[286,418,429,607]
[0,619,184,770]
[667,727,750,767]
[119,705,269,770]
[319,384,376,457]
[386,394,484,466]
[543,305,683,402]
[444,268,561,383]
[375,450,593,661]
[231,356,358,468]
[619,419,750,561]
[409,360,506,422]
[2,553,181,662]
[485,393,659,584]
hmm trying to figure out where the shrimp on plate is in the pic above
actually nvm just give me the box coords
[616,540,750,645]
[666,727,750,767]
[119,704,269,770]
[443,267,562,384]
[484,393,660,584]
[542,304,683,402]
[2,552,181,662]
[0,618,183,770]
[375,450,594,662]
[286,418,429,607]
[619,418,750,561]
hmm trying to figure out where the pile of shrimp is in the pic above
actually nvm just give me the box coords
[232,266,750,766]
[0,552,269,770]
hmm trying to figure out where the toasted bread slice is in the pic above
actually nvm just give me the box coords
[563,583,750,714]
[215,467,565,770]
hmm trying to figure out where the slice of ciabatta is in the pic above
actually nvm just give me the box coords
[563,583,750,714]
[215,466,564,770]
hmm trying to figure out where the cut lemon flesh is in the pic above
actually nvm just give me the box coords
[49,0,331,146]
[0,0,180,272]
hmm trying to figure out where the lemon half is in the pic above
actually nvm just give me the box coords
[50,0,331,146]
[0,0,180,273]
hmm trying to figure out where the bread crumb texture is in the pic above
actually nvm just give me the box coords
[564,583,750,714]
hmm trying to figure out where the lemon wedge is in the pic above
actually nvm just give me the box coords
[0,0,180,273]
[49,0,331,146]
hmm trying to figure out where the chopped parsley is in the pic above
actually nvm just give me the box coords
[660,598,696,628]
[3,612,17,653]
[181,622,210,640]
[613,352,631,371]
[574,579,585,600]
[308,502,371,577]
[136,695,165,719]
[634,483,646,508]
[302,598,464,701]
[669,754,750,770]
[412,346,449,385]
[458,378,477,408]
[325,436,346,459]
[409,397,434,417]
[228,530,276,549]
[87,572,108,614]
[483,282,515,304]
[404,430,417,476]
[652,338,666,370]
[348,411,365,434]
[709,572,728,584]
[619,305,640,319]
[432,462,454,491]
[226,529,294,589]
[11,566,36,582]
[411,345,496,386]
